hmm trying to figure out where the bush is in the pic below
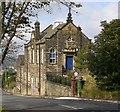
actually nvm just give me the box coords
[111,91,119,100]
[2,70,16,90]
[79,69,119,100]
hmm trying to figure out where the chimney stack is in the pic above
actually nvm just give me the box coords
[34,21,40,40]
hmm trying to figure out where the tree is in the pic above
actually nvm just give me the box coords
[0,1,81,64]
[75,44,92,71]
[2,69,16,90]
[0,1,50,64]
[88,19,120,91]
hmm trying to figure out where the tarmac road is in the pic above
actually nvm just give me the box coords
[2,91,120,112]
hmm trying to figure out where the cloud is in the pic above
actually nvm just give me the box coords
[72,2,118,40]
[69,0,119,2]
[22,2,118,43]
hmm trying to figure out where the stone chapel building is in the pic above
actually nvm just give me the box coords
[16,9,91,96]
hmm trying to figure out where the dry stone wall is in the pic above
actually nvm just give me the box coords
[45,81,72,96]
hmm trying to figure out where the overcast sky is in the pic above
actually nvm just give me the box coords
[17,1,119,54]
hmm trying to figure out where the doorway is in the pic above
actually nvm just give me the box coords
[66,56,73,71]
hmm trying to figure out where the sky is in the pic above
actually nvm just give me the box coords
[17,1,119,54]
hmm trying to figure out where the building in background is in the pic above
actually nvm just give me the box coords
[16,9,91,96]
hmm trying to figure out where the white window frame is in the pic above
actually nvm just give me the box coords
[29,50,31,63]
[36,78,39,88]
[32,49,35,63]
[28,72,30,82]
[21,67,24,80]
[41,49,44,64]
[49,48,56,64]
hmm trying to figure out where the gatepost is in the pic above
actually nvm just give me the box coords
[72,71,78,97]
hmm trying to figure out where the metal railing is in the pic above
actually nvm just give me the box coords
[46,74,71,86]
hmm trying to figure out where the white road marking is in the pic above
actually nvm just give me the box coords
[59,104,83,110]
[56,97,79,100]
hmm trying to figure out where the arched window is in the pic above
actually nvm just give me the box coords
[36,49,39,64]
[29,50,31,63]
[50,48,56,64]
[32,49,35,63]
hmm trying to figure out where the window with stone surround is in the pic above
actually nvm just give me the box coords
[21,67,24,80]
[29,50,32,63]
[28,72,30,82]
[36,77,39,88]
[37,49,39,63]
[32,49,35,63]
[49,48,56,64]
[41,49,44,64]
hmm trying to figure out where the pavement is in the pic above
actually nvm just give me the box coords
[55,97,119,104]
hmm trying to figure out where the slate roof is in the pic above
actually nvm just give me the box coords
[81,32,91,41]
[44,23,66,38]
[28,21,90,45]
[17,55,25,66]
[37,23,67,44]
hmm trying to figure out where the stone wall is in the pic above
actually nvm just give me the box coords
[45,81,72,97]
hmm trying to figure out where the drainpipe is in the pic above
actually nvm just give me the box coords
[26,48,28,95]
[38,44,41,96]
[20,66,21,94]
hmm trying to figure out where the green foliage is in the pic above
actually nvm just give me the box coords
[76,19,120,91]
[1,107,7,112]
[2,70,16,90]
[81,69,119,100]
[75,44,92,70]
[1,1,82,64]
[88,19,120,91]
[64,70,73,77]
[1,2,50,64]
[80,80,85,90]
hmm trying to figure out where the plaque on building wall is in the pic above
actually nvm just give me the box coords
[65,35,76,49]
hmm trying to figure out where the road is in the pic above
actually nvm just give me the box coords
[2,91,119,111]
